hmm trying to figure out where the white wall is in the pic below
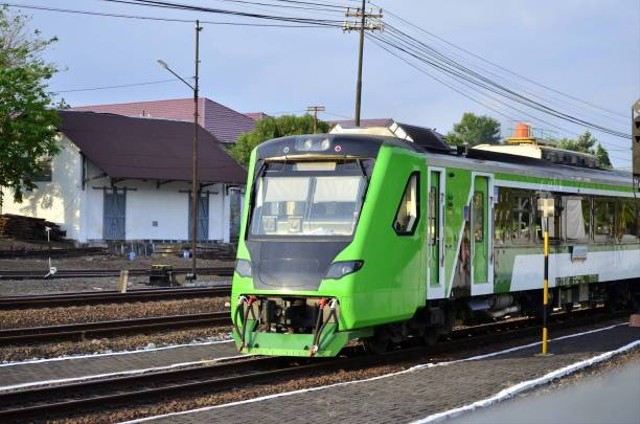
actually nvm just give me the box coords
[2,136,236,243]
[87,181,231,242]
[1,135,85,241]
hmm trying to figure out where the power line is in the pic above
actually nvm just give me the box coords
[4,2,334,27]
[194,0,345,13]
[374,4,630,122]
[368,34,583,137]
[373,24,631,140]
[53,78,194,93]
[98,0,345,27]
[369,31,631,163]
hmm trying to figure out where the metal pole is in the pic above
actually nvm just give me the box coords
[354,0,365,127]
[542,216,549,355]
[191,20,202,280]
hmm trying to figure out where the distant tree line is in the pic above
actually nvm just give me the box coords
[231,114,329,166]
[445,112,612,168]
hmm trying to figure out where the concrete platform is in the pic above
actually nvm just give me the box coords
[0,339,238,391]
[130,322,640,424]
[446,357,640,424]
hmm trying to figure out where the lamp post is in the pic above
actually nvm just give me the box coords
[158,20,202,280]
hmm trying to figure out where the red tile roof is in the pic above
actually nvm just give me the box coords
[244,112,270,121]
[58,111,247,184]
[71,98,256,144]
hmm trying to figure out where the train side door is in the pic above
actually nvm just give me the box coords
[471,174,494,295]
[427,168,445,299]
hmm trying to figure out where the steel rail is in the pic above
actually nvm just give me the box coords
[0,266,234,280]
[0,352,363,421]
[0,286,231,309]
[0,247,107,259]
[0,310,625,422]
[0,312,231,346]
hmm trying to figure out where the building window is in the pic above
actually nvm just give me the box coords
[393,173,419,235]
[30,158,53,182]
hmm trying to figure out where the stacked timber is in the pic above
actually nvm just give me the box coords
[153,242,237,260]
[198,243,237,261]
[0,214,66,241]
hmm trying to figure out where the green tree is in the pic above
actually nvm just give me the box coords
[558,131,612,169]
[594,144,612,169]
[557,130,597,154]
[231,114,329,166]
[0,6,61,206]
[446,112,501,146]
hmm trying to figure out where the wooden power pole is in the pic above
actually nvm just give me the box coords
[307,105,325,133]
[344,1,383,127]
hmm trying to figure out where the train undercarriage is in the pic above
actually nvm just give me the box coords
[234,279,639,356]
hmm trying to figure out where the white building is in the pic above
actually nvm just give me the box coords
[1,111,247,244]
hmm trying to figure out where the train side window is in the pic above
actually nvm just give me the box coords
[473,191,484,242]
[428,187,437,245]
[393,173,419,235]
[594,199,615,242]
[582,198,592,240]
[562,197,589,241]
[617,200,639,243]
[510,193,532,243]
[494,188,510,244]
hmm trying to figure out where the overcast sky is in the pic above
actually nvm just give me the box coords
[8,0,640,167]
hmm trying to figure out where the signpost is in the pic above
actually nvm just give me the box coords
[537,198,554,355]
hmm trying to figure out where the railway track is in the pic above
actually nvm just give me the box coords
[0,266,234,280]
[0,309,625,423]
[0,286,231,309]
[0,246,107,259]
[0,312,231,346]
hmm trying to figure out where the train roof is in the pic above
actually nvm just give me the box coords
[255,133,634,190]
[426,146,632,189]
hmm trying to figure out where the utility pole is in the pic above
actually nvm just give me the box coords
[632,99,640,191]
[344,1,383,127]
[307,105,325,133]
[157,21,203,281]
[191,19,202,281]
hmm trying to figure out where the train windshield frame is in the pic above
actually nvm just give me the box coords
[247,159,373,240]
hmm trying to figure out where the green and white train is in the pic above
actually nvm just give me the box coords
[231,132,640,357]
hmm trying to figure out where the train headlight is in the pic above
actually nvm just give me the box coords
[294,137,331,152]
[235,259,253,278]
[325,260,364,279]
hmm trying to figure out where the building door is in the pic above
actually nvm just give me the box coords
[427,169,445,299]
[229,189,242,242]
[104,188,126,240]
[472,174,493,294]
[189,193,209,241]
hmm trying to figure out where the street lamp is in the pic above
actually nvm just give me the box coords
[157,20,202,280]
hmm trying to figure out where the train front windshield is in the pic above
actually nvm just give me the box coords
[249,161,370,238]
